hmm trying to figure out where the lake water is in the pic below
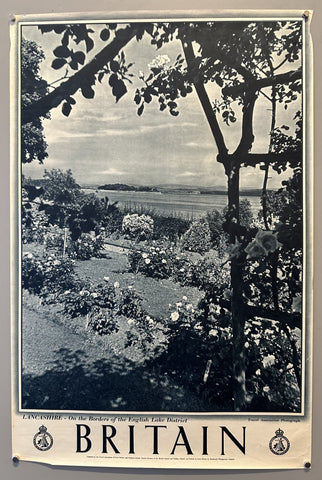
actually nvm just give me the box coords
[83,189,261,219]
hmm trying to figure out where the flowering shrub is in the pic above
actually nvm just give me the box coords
[61,282,117,318]
[68,233,104,260]
[187,251,230,291]
[21,198,49,244]
[62,287,95,317]
[104,208,124,236]
[43,224,66,249]
[128,243,229,292]
[152,289,301,411]
[195,282,301,411]
[88,307,119,336]
[150,296,234,407]
[242,320,301,411]
[152,215,190,242]
[180,218,212,254]
[60,277,155,342]
[171,253,194,285]
[125,313,162,357]
[116,287,146,319]
[205,209,228,254]
[122,213,154,240]
[22,252,76,298]
[128,245,173,279]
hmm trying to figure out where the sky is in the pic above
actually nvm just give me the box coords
[21,22,300,189]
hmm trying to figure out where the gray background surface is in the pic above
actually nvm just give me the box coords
[1,0,320,478]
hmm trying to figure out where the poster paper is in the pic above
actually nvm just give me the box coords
[10,10,313,469]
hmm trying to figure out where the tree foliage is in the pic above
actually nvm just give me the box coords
[21,38,49,163]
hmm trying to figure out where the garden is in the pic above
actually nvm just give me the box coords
[21,168,302,412]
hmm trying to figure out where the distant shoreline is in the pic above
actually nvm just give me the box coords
[85,186,262,197]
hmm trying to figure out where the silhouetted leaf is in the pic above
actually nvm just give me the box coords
[143,91,152,103]
[53,45,70,58]
[62,102,72,117]
[136,28,145,41]
[61,30,70,47]
[67,96,76,105]
[145,23,154,35]
[112,79,127,102]
[137,103,144,116]
[75,51,86,65]
[215,75,223,87]
[38,25,55,33]
[134,91,141,105]
[69,60,79,71]
[110,60,120,73]
[100,28,110,41]
[85,37,94,53]
[168,101,177,109]
[53,25,66,34]
[81,85,95,99]
[108,73,118,87]
[51,58,67,70]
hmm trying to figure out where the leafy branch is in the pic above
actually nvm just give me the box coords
[22,24,139,124]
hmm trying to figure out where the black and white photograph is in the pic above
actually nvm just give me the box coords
[15,14,310,419]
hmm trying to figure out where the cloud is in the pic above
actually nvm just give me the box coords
[45,120,198,144]
[177,171,202,178]
[98,167,126,176]
[185,141,213,149]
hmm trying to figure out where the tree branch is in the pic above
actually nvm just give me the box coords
[181,39,229,158]
[222,68,302,97]
[21,25,139,125]
[218,298,302,330]
[233,91,257,159]
[261,30,277,231]
[240,151,302,167]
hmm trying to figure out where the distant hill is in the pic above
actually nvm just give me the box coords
[200,188,263,196]
[96,183,264,196]
[97,183,159,192]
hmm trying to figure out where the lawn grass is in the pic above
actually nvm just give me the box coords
[22,296,207,411]
[22,242,207,411]
[74,251,203,319]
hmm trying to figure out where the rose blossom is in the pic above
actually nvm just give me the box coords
[209,329,218,337]
[245,240,267,259]
[255,229,281,253]
[170,311,179,322]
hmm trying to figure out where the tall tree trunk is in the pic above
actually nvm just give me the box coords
[227,164,247,411]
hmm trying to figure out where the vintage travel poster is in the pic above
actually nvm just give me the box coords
[10,10,313,468]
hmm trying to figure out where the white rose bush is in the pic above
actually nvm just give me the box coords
[122,213,154,240]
